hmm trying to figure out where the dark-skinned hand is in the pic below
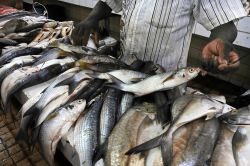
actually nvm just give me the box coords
[201,38,240,74]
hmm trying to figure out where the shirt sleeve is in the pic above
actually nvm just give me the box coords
[193,0,248,30]
[101,0,122,13]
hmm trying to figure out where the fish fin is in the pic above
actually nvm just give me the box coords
[93,142,108,164]
[106,73,126,84]
[162,72,175,83]
[161,134,173,166]
[125,135,162,155]
[206,112,215,120]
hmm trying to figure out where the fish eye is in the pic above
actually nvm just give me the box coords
[78,100,83,104]
[189,68,194,73]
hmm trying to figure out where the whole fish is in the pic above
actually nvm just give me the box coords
[0,47,43,66]
[176,118,220,166]
[211,124,237,166]
[7,28,42,43]
[39,99,86,166]
[107,67,200,96]
[0,55,40,84]
[73,95,104,166]
[76,55,129,68]
[232,126,250,166]
[87,69,147,84]
[126,95,236,166]
[104,102,157,166]
[49,40,88,54]
[99,88,120,145]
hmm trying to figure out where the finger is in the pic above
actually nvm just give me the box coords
[228,51,240,63]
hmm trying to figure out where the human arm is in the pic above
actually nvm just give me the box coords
[71,1,112,45]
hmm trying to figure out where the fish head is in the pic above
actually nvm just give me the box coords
[67,99,87,110]
[220,106,250,125]
[176,67,200,80]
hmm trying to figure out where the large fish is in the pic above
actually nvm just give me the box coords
[39,99,86,166]
[107,67,200,96]
[175,118,220,166]
[104,102,157,166]
[73,95,104,166]
[99,88,120,145]
[0,46,42,66]
[126,95,236,166]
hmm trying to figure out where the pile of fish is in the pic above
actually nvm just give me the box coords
[0,11,249,166]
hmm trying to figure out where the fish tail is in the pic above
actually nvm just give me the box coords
[105,74,127,91]
[161,134,173,166]
[125,135,162,155]
[23,105,39,117]
[93,143,107,164]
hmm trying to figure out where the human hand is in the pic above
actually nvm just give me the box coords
[201,38,240,74]
[71,18,98,46]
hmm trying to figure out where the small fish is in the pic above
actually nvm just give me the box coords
[107,67,200,96]
[87,69,147,84]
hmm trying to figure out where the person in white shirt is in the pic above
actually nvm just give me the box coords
[71,0,248,74]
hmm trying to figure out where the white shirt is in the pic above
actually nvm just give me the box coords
[102,0,247,71]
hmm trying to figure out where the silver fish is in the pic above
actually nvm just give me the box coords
[87,69,147,84]
[39,99,86,166]
[117,93,134,120]
[108,67,200,96]
[73,95,104,166]
[99,88,120,145]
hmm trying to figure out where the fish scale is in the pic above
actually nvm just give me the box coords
[99,88,120,145]
[73,95,104,166]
